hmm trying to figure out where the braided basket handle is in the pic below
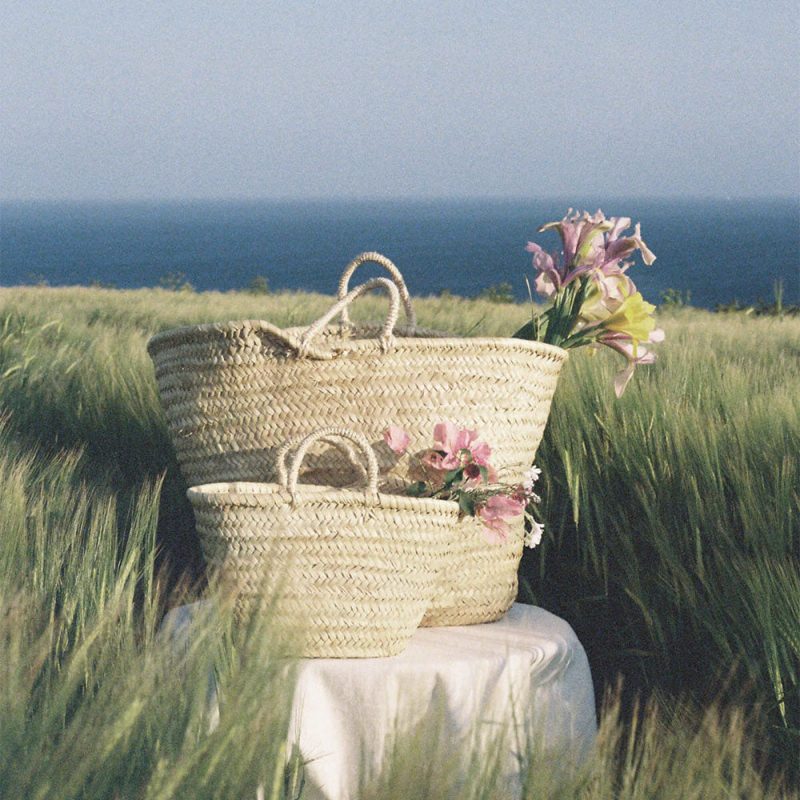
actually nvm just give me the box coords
[338,252,417,333]
[276,428,380,502]
[299,277,400,357]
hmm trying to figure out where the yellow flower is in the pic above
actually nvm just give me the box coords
[579,273,634,324]
[602,291,657,352]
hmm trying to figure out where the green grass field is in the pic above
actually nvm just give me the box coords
[0,285,797,798]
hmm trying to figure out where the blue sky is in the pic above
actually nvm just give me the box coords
[2,1,798,200]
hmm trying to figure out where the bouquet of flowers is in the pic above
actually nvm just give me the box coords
[384,423,545,548]
[513,209,664,397]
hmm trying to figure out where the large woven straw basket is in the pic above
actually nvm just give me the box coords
[147,252,568,492]
[187,428,461,658]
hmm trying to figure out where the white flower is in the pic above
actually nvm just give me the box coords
[522,465,542,494]
[524,521,544,549]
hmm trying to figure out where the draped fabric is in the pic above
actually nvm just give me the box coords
[162,602,596,800]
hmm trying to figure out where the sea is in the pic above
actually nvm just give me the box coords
[1,198,798,309]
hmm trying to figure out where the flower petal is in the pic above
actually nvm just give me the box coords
[614,362,636,398]
[534,270,558,299]
[524,521,545,548]
[433,421,459,454]
[469,440,492,467]
[481,517,510,544]
[607,216,632,241]
[634,223,657,265]
[384,425,410,455]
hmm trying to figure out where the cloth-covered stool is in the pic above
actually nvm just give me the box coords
[161,602,596,800]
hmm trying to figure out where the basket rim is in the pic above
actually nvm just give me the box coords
[147,319,569,361]
[187,480,463,515]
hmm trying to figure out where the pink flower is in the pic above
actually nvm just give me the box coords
[477,494,525,544]
[461,434,492,468]
[528,210,655,300]
[419,449,448,487]
[463,462,482,482]
[383,425,410,455]
[462,460,497,488]
[605,220,656,267]
[525,242,560,299]
[481,514,511,544]
[432,420,460,455]
[485,494,525,517]
[433,421,493,470]
[598,328,665,397]
[539,208,611,270]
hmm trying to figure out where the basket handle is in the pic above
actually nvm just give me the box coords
[298,277,400,357]
[337,252,417,333]
[276,427,380,501]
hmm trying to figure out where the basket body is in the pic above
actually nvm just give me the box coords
[188,482,460,657]
[148,322,567,488]
[420,515,524,627]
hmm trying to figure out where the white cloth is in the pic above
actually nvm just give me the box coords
[161,603,596,800]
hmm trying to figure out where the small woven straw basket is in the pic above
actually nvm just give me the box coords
[187,428,461,658]
[420,515,525,627]
[150,253,567,627]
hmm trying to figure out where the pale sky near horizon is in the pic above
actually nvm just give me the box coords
[2,1,798,201]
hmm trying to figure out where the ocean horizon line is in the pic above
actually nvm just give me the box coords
[2,193,798,207]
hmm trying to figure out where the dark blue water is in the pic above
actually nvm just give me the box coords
[1,198,798,308]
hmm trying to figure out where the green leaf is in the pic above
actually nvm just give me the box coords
[443,468,462,486]
[512,319,536,340]
[458,492,476,517]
